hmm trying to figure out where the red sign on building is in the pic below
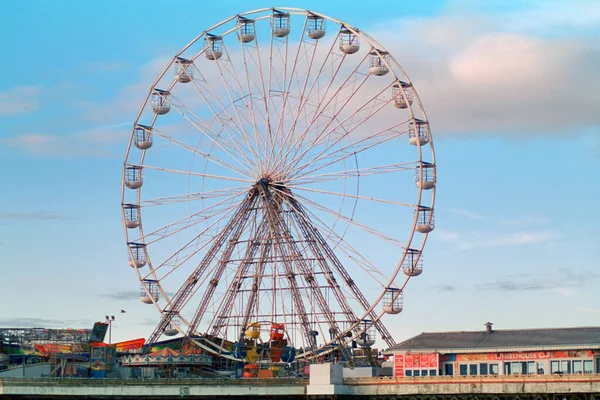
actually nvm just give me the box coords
[395,353,439,376]
[394,354,404,377]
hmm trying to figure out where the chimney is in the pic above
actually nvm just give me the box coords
[484,322,494,334]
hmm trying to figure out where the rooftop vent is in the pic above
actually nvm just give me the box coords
[485,322,494,334]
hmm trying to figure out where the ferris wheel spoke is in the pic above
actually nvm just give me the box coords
[151,128,254,180]
[269,29,344,174]
[137,185,249,207]
[233,36,271,176]
[284,189,406,248]
[284,204,360,327]
[242,23,274,175]
[147,201,243,281]
[290,162,415,186]
[287,184,415,207]
[286,193,396,346]
[262,185,340,352]
[269,18,322,174]
[209,51,266,172]
[186,67,262,169]
[287,197,389,286]
[167,97,257,176]
[273,49,371,175]
[136,164,253,184]
[136,193,245,247]
[289,119,410,181]
[281,80,392,178]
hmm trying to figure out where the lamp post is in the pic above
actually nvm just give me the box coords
[105,315,115,344]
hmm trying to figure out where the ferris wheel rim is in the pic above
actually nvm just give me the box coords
[121,7,436,356]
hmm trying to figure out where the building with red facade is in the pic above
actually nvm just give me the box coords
[385,324,600,378]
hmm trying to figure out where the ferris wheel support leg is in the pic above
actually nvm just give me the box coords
[288,195,397,348]
[208,223,268,340]
[184,205,261,340]
[143,192,259,351]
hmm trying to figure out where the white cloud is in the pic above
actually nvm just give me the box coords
[369,1,600,135]
[437,228,558,251]
[4,124,129,158]
[0,86,43,116]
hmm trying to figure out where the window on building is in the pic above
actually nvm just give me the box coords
[561,361,571,374]
[536,362,545,375]
[430,370,437,376]
[510,362,522,374]
[469,364,477,376]
[490,364,499,375]
[584,360,593,374]
[551,361,560,374]
[504,363,511,375]
[414,370,421,377]
[444,364,454,376]
[573,360,582,374]
[421,369,428,376]
[527,361,535,374]
[405,370,413,377]
[459,364,468,376]
[480,363,488,375]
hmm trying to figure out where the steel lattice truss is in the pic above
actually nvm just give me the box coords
[0,328,92,346]
[122,7,436,359]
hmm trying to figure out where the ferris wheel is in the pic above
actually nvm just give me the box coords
[121,7,436,361]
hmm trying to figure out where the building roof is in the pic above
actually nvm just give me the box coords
[385,326,600,354]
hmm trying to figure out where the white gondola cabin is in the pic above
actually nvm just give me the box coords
[356,319,376,347]
[204,34,223,60]
[151,89,170,115]
[383,288,404,314]
[409,119,430,146]
[272,10,290,37]
[237,17,256,43]
[392,81,414,109]
[134,125,153,150]
[128,242,147,268]
[403,248,423,277]
[175,58,194,83]
[164,315,181,336]
[369,51,390,76]
[415,162,436,190]
[140,279,159,304]
[125,165,143,189]
[416,206,435,233]
[339,28,360,54]
[123,204,141,229]
[307,14,325,39]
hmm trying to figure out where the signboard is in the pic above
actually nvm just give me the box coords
[395,353,439,376]
[90,322,108,343]
[456,350,593,362]
[394,354,404,377]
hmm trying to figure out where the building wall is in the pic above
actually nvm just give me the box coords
[394,350,599,377]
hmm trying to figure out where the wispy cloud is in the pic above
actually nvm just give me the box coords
[574,307,600,314]
[98,291,140,301]
[432,284,456,292]
[0,211,76,221]
[447,208,489,221]
[477,268,597,293]
[3,123,130,158]
[0,86,43,116]
[438,229,559,251]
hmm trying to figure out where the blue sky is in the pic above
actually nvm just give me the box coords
[1,0,599,344]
